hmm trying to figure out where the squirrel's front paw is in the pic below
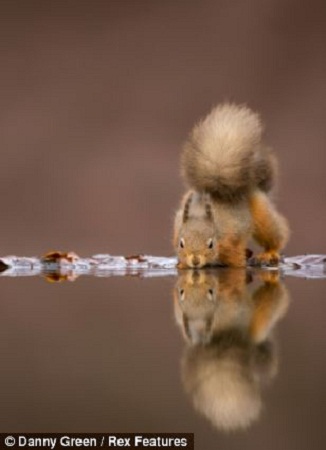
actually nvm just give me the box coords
[176,262,190,270]
[250,251,281,267]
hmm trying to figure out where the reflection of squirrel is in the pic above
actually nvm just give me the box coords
[174,103,289,268]
[173,269,290,432]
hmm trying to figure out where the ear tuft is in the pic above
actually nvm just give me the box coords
[183,193,193,223]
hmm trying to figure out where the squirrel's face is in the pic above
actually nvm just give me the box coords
[176,220,219,268]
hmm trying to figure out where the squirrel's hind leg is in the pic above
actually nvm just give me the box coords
[250,191,290,266]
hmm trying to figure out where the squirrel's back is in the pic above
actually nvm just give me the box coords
[181,103,277,201]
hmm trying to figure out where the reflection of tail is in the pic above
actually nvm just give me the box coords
[182,339,263,431]
[174,269,290,432]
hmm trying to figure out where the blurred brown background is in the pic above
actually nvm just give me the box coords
[0,0,325,257]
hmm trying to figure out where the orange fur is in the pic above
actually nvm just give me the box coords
[250,191,290,265]
[218,235,247,268]
[249,272,289,342]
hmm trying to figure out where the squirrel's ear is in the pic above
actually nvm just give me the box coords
[183,193,193,223]
[205,202,213,222]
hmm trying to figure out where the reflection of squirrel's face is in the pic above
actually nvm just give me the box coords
[174,271,218,344]
[174,270,248,345]
[175,270,218,304]
[176,219,219,268]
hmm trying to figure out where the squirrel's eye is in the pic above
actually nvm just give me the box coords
[179,289,185,300]
[207,238,214,249]
[179,238,185,249]
[207,288,214,300]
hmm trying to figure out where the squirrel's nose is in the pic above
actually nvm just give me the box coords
[192,256,201,267]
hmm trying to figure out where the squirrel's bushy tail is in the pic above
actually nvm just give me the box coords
[181,103,277,201]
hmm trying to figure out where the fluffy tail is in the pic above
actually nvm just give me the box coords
[181,103,277,201]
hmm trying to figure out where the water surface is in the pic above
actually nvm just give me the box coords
[0,270,325,450]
